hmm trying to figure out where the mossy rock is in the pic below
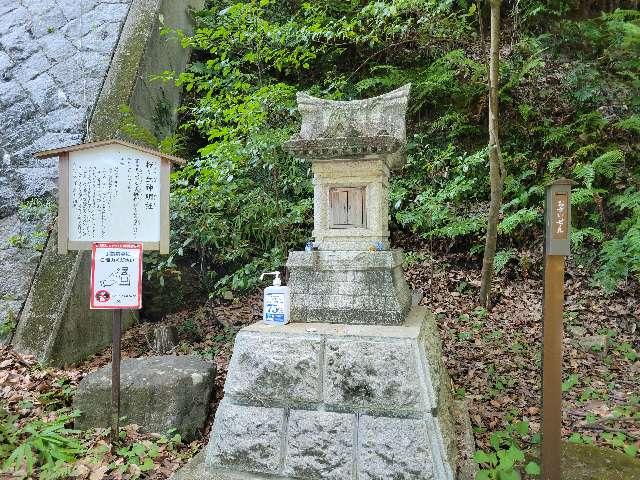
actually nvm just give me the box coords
[561,441,640,480]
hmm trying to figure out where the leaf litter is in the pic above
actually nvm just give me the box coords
[1,247,638,478]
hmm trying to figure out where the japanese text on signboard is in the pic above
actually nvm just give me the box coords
[552,192,568,240]
[69,145,161,243]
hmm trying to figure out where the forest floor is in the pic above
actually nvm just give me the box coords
[2,244,639,479]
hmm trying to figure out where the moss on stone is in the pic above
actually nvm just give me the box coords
[88,0,158,142]
[560,441,640,480]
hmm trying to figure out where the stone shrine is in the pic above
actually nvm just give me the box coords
[198,86,462,479]
[285,85,412,325]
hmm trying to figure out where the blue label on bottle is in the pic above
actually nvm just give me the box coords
[264,293,286,324]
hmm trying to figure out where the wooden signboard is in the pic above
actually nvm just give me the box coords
[541,177,574,480]
[35,140,185,254]
[36,140,185,445]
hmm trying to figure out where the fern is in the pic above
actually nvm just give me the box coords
[499,208,540,234]
[614,114,640,135]
[595,222,640,290]
[543,125,572,147]
[592,150,624,179]
[546,157,565,173]
[610,189,640,213]
[500,49,545,96]
[355,65,405,94]
[573,143,598,160]
[573,163,595,189]
[494,249,517,274]
[571,187,607,207]
[571,227,605,249]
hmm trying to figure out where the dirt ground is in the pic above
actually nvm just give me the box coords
[2,244,638,478]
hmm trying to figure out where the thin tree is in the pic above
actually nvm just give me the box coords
[479,0,506,307]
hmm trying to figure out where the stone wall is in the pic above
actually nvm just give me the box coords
[0,0,133,340]
[3,0,203,363]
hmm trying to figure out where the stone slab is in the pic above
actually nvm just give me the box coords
[206,402,285,475]
[358,415,434,480]
[225,332,322,406]
[243,306,426,339]
[74,355,214,441]
[324,338,425,413]
[283,410,355,479]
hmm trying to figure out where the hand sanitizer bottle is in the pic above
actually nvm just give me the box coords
[260,271,290,325]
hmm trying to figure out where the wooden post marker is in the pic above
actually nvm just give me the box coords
[90,242,143,443]
[542,178,574,480]
[36,140,184,446]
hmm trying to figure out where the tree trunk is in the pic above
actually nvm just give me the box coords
[479,0,506,308]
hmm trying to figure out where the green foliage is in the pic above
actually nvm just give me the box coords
[118,104,159,148]
[568,432,595,445]
[562,373,580,392]
[494,249,517,274]
[7,234,27,248]
[474,421,538,479]
[615,114,640,134]
[17,198,56,224]
[5,199,57,251]
[166,0,481,293]
[0,309,17,337]
[0,409,85,476]
[114,441,159,476]
[163,0,640,295]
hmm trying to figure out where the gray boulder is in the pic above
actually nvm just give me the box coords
[74,355,215,441]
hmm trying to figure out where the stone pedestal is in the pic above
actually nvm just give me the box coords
[287,250,411,325]
[180,85,468,480]
[202,307,457,479]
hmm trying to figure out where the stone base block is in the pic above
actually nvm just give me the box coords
[286,250,411,325]
[201,307,459,479]
[74,355,215,442]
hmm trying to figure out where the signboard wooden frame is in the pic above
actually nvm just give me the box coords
[36,140,185,255]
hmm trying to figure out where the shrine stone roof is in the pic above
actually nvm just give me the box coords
[284,84,411,169]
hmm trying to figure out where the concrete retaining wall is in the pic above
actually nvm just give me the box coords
[6,0,203,364]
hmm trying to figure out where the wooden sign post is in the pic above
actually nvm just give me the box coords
[90,242,143,442]
[542,178,574,480]
[35,140,185,445]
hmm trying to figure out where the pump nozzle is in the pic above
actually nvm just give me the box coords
[260,271,282,286]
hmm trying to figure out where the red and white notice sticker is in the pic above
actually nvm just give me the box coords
[90,243,143,309]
